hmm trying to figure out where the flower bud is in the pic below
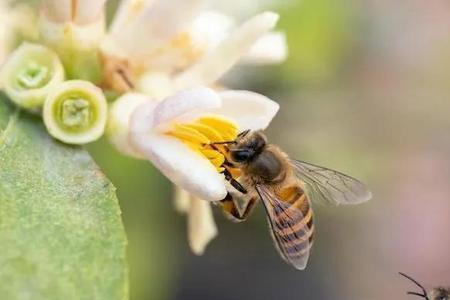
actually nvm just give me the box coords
[39,0,106,82]
[0,42,64,110]
[41,0,107,26]
[43,80,107,144]
[107,93,150,158]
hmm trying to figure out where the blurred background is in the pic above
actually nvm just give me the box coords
[18,0,450,299]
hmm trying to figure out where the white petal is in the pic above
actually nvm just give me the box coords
[40,0,106,25]
[188,197,218,255]
[136,71,175,100]
[213,90,279,131]
[129,100,227,201]
[74,0,107,25]
[241,32,288,65]
[151,87,221,129]
[189,11,235,51]
[174,187,191,214]
[39,10,105,50]
[107,93,151,158]
[41,0,71,23]
[174,11,279,89]
[114,0,206,57]
[108,0,145,35]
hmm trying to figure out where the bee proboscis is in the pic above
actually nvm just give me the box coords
[214,130,372,270]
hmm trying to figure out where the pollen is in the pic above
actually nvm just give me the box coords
[166,114,238,171]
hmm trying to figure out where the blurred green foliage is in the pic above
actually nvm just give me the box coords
[278,0,361,82]
[0,95,128,300]
[88,141,180,300]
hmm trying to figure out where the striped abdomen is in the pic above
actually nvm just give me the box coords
[275,184,314,260]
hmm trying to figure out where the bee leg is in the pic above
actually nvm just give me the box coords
[220,193,242,222]
[221,168,247,194]
[239,197,258,219]
[220,193,257,223]
[230,179,247,194]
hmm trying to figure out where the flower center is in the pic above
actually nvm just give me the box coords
[16,61,50,90]
[61,98,92,128]
[166,114,238,171]
[52,92,97,133]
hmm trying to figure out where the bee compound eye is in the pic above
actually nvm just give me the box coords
[232,150,252,162]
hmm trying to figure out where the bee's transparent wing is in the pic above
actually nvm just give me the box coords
[256,184,312,270]
[290,159,372,206]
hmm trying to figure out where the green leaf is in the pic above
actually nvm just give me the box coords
[0,94,128,300]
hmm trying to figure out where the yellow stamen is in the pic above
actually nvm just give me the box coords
[166,114,238,171]
[167,123,210,144]
[187,123,224,142]
[198,115,238,140]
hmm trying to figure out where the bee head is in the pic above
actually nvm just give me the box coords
[229,130,267,164]
[399,272,430,300]
[430,288,449,300]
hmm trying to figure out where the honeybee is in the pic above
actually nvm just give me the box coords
[400,272,450,300]
[214,130,372,270]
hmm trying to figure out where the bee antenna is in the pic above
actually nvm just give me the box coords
[406,292,429,300]
[210,141,237,145]
[238,129,251,138]
[399,272,430,300]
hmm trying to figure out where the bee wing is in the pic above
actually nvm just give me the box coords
[256,184,312,270]
[290,159,372,206]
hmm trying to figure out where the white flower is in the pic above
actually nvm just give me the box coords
[101,0,287,95]
[129,87,279,201]
[100,2,287,159]
[172,11,283,90]
[128,86,278,254]
[105,0,206,61]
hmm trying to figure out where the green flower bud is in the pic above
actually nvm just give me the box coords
[39,13,104,83]
[43,80,107,144]
[0,42,64,110]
